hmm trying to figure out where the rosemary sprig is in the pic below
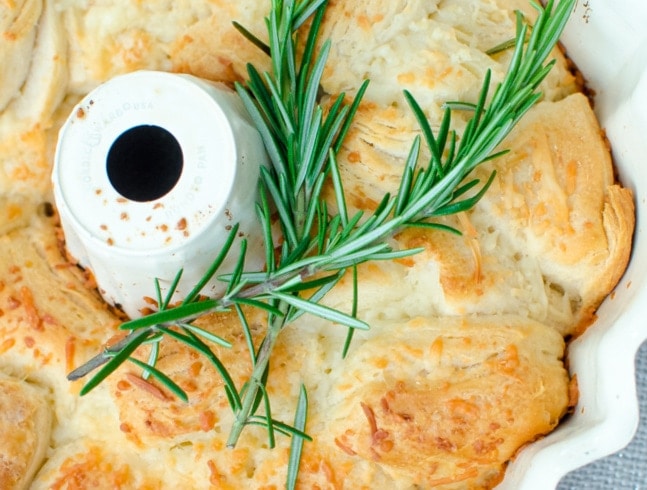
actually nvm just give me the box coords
[67,0,575,485]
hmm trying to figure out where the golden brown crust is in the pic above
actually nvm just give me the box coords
[317,0,579,218]
[307,316,569,489]
[0,0,67,223]
[33,442,165,490]
[109,309,260,446]
[0,0,42,112]
[0,374,52,490]
[327,93,635,337]
[169,3,270,85]
[474,93,636,334]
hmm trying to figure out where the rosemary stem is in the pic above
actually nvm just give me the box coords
[68,269,312,381]
[227,310,287,448]
[225,126,314,444]
[67,327,155,380]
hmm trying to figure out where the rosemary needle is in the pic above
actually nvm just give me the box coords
[67,0,576,485]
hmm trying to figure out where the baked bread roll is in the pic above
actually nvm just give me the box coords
[0,0,634,488]
[24,308,567,489]
[0,0,66,240]
[0,373,52,490]
[331,93,634,337]
[0,0,41,112]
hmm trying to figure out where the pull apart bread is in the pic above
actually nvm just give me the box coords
[0,1,635,489]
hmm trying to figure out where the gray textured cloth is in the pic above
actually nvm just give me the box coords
[557,341,647,489]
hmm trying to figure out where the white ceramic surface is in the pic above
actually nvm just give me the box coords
[499,1,647,488]
[53,71,268,318]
